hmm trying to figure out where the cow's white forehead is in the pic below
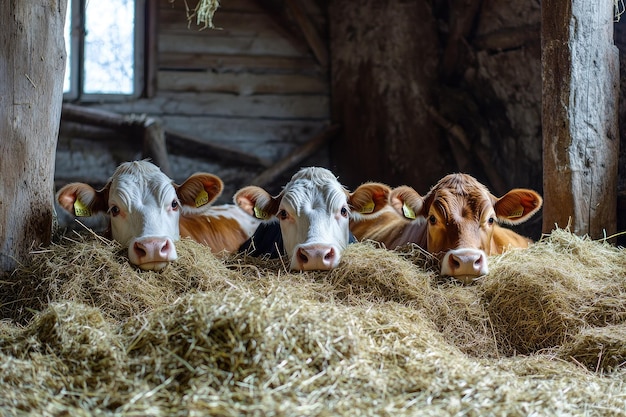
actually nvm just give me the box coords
[108,161,175,210]
[282,168,347,214]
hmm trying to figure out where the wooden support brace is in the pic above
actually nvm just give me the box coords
[285,0,329,67]
[249,124,340,187]
[165,129,273,168]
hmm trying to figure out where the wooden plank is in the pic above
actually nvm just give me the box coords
[159,0,264,13]
[165,129,273,167]
[158,52,319,71]
[158,33,307,57]
[157,71,329,94]
[160,115,326,143]
[96,92,330,119]
[160,115,329,162]
[160,0,325,15]
[541,0,619,238]
[160,9,282,36]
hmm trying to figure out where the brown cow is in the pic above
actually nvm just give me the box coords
[350,173,543,283]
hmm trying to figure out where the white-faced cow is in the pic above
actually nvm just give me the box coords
[350,173,543,283]
[234,167,390,271]
[56,160,261,271]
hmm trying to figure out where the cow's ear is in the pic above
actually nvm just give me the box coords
[495,189,543,225]
[349,182,391,215]
[176,173,223,209]
[56,183,108,217]
[234,186,280,220]
[389,186,425,220]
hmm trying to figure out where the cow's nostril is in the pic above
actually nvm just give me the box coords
[324,248,335,260]
[298,249,309,263]
[161,240,170,255]
[134,242,147,257]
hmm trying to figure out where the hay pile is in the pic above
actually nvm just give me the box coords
[1,229,626,415]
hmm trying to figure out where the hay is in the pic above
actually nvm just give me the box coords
[483,228,626,357]
[1,228,626,415]
[181,0,220,29]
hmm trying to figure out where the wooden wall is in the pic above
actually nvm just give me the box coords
[54,0,626,241]
[55,0,331,201]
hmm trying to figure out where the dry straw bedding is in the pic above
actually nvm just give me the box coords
[1,229,626,416]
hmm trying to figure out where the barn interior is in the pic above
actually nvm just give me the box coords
[54,0,626,243]
[1,0,626,415]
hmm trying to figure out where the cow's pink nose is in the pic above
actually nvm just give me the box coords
[446,248,487,281]
[296,245,337,270]
[132,238,175,271]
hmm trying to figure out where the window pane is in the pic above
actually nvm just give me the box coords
[84,0,135,94]
[63,0,71,93]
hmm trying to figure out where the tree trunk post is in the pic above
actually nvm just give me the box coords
[328,0,446,193]
[0,1,67,272]
[541,0,619,238]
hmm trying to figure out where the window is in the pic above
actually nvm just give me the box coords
[64,0,145,100]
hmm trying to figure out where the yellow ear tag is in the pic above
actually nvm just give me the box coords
[73,199,91,217]
[254,206,270,220]
[507,206,524,219]
[195,190,209,208]
[402,202,416,219]
[359,201,375,214]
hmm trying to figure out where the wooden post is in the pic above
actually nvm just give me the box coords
[0,1,67,272]
[541,0,619,238]
[328,0,446,192]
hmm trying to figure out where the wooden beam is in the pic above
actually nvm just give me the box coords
[249,124,340,187]
[541,0,619,238]
[61,103,172,176]
[165,129,273,168]
[285,0,329,67]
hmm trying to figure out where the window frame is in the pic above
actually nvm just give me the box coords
[64,0,147,102]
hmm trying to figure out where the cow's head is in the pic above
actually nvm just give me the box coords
[56,160,224,271]
[234,167,389,271]
[391,173,542,283]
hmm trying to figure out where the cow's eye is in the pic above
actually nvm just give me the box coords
[109,206,120,217]
[340,206,348,217]
[277,209,288,220]
[428,215,436,225]
[487,217,495,225]
[171,200,179,211]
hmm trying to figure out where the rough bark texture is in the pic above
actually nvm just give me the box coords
[328,0,546,239]
[0,1,67,272]
[542,0,619,238]
[328,0,446,193]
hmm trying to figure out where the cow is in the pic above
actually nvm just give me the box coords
[56,160,261,271]
[350,173,543,283]
[234,167,391,271]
